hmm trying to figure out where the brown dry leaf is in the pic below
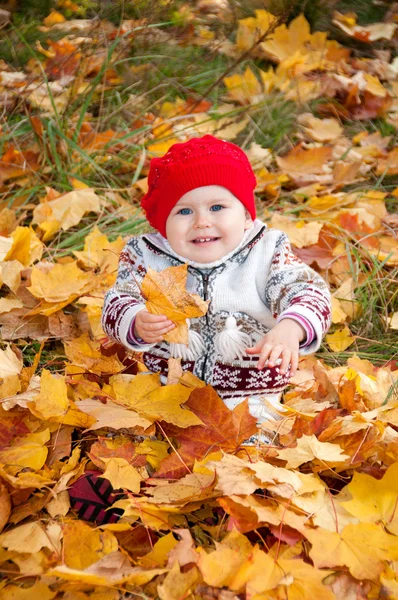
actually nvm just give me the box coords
[142,264,208,344]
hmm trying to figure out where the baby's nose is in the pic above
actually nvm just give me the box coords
[194,214,211,227]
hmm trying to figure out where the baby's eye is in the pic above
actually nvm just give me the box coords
[178,208,192,215]
[210,204,224,212]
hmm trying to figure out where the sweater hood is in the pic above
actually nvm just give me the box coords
[143,218,267,269]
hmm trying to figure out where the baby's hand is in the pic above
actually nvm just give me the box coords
[246,319,305,376]
[134,310,175,344]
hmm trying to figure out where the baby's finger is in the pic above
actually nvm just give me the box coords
[267,345,284,367]
[289,352,299,376]
[279,348,291,374]
[142,320,174,333]
[141,312,170,323]
[256,344,273,370]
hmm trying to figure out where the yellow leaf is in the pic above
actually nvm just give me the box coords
[0,259,24,292]
[135,439,170,470]
[331,296,347,324]
[64,332,124,374]
[340,463,398,535]
[145,473,215,505]
[0,297,23,313]
[0,346,22,399]
[157,562,198,600]
[277,434,349,468]
[63,520,118,570]
[298,113,343,142]
[74,226,124,271]
[100,458,142,493]
[0,581,57,600]
[107,373,203,428]
[28,261,94,303]
[0,430,50,471]
[388,312,398,330]
[0,236,13,261]
[198,530,253,587]
[32,189,102,237]
[43,10,66,26]
[326,325,355,351]
[77,398,153,431]
[4,227,43,266]
[30,369,69,419]
[0,522,55,554]
[307,523,398,582]
[142,264,208,344]
[224,67,263,104]
[270,214,323,248]
[141,532,178,568]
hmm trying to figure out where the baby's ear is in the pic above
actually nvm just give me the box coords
[244,209,253,230]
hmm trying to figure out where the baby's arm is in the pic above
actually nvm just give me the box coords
[247,231,331,374]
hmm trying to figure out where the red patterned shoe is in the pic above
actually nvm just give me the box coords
[69,470,126,524]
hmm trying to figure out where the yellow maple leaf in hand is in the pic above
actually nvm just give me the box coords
[142,264,208,344]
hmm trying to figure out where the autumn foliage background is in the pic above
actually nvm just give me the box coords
[0,0,398,598]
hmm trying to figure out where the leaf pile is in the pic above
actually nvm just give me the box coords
[0,2,398,599]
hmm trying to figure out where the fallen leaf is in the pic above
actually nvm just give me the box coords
[142,264,208,344]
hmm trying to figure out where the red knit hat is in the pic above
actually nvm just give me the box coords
[141,135,257,236]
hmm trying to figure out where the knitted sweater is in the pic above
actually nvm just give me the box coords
[102,219,331,402]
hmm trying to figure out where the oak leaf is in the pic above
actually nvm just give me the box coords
[142,264,208,344]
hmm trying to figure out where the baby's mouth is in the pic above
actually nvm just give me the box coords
[191,237,220,244]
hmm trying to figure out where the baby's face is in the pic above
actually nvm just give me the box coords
[165,186,253,263]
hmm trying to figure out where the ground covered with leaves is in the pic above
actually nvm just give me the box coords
[0,0,398,598]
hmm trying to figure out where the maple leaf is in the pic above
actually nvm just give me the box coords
[155,386,257,479]
[32,189,102,240]
[339,463,398,535]
[306,522,398,582]
[276,434,349,468]
[142,264,208,344]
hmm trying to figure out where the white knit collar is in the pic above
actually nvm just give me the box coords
[145,219,266,269]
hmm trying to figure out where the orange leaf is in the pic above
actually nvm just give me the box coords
[142,264,208,344]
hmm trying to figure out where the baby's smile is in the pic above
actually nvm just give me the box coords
[191,236,220,245]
